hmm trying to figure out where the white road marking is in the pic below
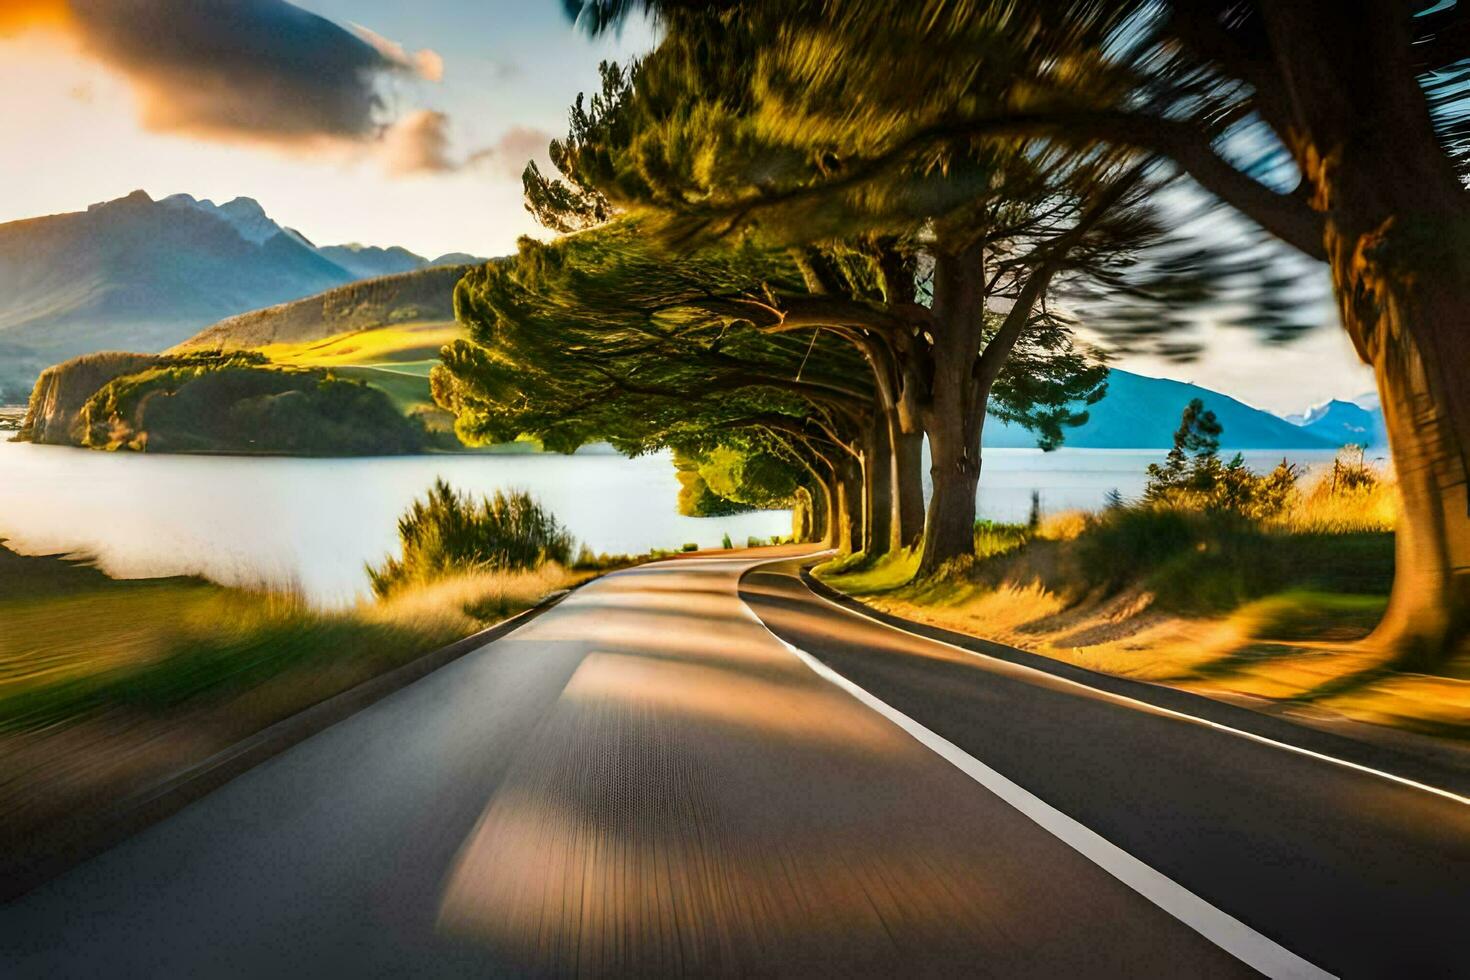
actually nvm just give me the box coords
[734,583,1335,980]
[778,562,1470,808]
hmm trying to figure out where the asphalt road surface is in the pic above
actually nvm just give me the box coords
[2,554,1466,977]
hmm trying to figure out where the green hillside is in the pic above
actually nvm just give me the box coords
[175,265,468,352]
[14,263,549,455]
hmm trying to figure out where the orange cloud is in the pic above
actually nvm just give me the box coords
[0,0,72,36]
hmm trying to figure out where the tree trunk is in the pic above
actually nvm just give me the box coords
[892,421,926,551]
[864,415,895,558]
[917,240,988,575]
[811,476,832,546]
[921,408,982,572]
[1257,3,1470,664]
[791,487,813,543]
[835,457,864,554]
[1343,276,1470,667]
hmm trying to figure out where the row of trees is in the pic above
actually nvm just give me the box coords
[441,1,1470,662]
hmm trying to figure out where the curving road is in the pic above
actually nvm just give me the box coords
[1,553,1467,977]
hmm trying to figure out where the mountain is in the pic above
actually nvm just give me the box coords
[315,245,489,280]
[317,244,429,280]
[0,191,484,403]
[1285,399,1388,447]
[983,369,1337,450]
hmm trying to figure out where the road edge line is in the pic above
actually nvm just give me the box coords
[790,564,1470,807]
[735,581,1334,980]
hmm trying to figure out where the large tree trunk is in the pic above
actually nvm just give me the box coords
[1257,4,1470,664]
[864,415,895,558]
[1340,268,1470,667]
[791,487,813,543]
[917,240,990,575]
[922,406,982,572]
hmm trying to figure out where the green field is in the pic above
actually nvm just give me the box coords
[255,322,505,444]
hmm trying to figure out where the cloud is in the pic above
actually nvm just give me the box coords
[380,109,455,175]
[6,0,444,150]
[380,117,555,180]
[467,126,555,180]
[352,22,443,83]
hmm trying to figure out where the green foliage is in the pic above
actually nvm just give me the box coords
[368,480,574,597]
[1074,507,1393,615]
[681,542,699,552]
[675,450,754,517]
[1144,400,1297,520]
[974,521,1030,561]
[676,444,802,516]
[721,532,734,549]
[75,352,424,455]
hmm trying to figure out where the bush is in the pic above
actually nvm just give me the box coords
[681,542,699,552]
[368,480,574,597]
[721,532,733,549]
[1072,505,1393,614]
[1144,399,1298,519]
[974,520,1030,560]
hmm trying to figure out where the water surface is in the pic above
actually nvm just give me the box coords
[0,442,1347,603]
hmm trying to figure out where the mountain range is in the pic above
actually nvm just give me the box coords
[985,370,1340,450]
[0,190,483,402]
[1282,398,1388,447]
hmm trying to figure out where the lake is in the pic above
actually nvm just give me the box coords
[0,441,1347,604]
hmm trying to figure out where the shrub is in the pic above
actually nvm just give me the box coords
[973,521,1030,560]
[1144,399,1298,519]
[681,542,699,552]
[367,480,574,597]
[1279,446,1396,534]
[721,532,733,549]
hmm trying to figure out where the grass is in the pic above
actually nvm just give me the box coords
[256,321,462,370]
[0,539,588,852]
[817,461,1470,742]
[257,322,545,451]
[367,480,575,598]
[0,543,579,736]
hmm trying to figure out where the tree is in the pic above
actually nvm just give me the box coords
[1145,400,1297,520]
[578,0,1470,660]
[530,13,1148,573]
[432,220,877,549]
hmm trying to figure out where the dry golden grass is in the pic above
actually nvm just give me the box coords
[0,550,590,852]
[0,552,584,735]
[1270,467,1398,534]
[819,464,1470,742]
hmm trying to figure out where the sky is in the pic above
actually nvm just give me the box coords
[0,0,1373,415]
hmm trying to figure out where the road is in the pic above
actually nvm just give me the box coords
[2,554,1467,976]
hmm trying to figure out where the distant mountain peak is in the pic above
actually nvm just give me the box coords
[90,189,154,212]
[1280,396,1387,447]
[0,189,485,401]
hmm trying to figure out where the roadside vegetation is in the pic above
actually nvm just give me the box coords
[0,475,788,852]
[0,483,591,852]
[819,416,1469,740]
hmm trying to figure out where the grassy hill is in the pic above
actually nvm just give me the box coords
[15,264,541,455]
[256,321,465,439]
[175,265,467,352]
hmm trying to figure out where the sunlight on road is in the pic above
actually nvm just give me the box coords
[434,559,1241,976]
